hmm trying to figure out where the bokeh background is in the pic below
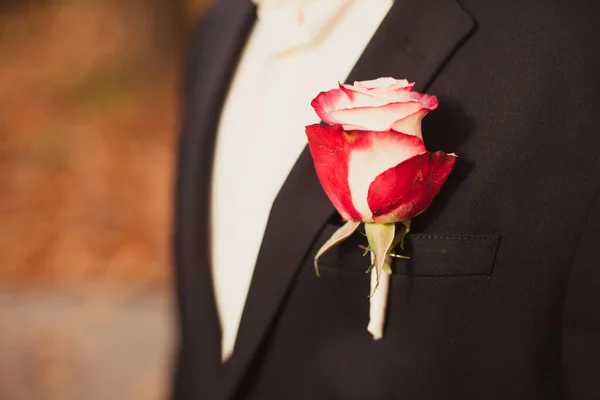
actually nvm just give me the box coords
[0,0,212,398]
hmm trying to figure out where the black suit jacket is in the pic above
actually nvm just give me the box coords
[172,0,600,399]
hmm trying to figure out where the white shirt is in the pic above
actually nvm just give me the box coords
[210,0,393,362]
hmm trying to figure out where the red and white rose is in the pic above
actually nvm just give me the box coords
[305,78,457,340]
[306,77,456,225]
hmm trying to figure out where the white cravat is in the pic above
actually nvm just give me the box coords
[210,0,393,362]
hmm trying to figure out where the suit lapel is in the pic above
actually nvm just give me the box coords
[220,0,475,399]
[173,0,255,397]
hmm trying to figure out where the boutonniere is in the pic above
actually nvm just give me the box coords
[305,77,456,339]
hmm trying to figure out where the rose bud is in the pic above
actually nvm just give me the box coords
[305,78,456,224]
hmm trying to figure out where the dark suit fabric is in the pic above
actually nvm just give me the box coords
[172,0,600,399]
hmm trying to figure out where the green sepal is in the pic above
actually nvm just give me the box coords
[368,280,380,298]
[382,263,392,275]
[396,220,411,250]
[313,220,361,277]
[364,222,396,284]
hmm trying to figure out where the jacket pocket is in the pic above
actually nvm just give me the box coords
[310,224,500,277]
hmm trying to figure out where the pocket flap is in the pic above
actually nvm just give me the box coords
[397,234,500,276]
[310,224,500,277]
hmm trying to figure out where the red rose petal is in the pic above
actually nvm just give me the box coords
[338,83,389,108]
[305,124,364,221]
[389,109,429,138]
[367,151,457,223]
[410,92,438,110]
[330,101,424,132]
[311,89,349,126]
[345,130,426,220]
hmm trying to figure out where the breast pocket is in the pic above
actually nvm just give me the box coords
[311,224,500,277]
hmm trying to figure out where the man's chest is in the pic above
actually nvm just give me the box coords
[209,0,395,361]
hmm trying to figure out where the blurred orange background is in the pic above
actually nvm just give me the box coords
[0,0,211,398]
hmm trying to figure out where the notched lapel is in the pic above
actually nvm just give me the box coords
[346,0,476,90]
[220,1,475,399]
